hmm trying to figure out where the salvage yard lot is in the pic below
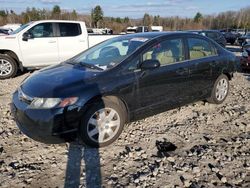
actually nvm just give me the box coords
[0,48,250,187]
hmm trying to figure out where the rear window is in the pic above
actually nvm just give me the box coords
[58,23,82,37]
[188,38,217,60]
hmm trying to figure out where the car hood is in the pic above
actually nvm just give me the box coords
[21,63,101,98]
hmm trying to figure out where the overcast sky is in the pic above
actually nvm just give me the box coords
[0,0,249,18]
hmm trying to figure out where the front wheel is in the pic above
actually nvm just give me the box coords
[79,98,126,148]
[207,74,229,104]
[0,54,18,79]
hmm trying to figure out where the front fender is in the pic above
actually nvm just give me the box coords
[0,35,23,62]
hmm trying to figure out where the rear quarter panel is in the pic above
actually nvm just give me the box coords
[212,47,237,80]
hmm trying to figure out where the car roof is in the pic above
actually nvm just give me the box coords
[201,30,221,33]
[187,30,220,33]
[122,31,197,39]
[33,20,85,24]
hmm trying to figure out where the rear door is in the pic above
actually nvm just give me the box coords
[56,22,87,62]
[19,22,59,66]
[186,37,218,100]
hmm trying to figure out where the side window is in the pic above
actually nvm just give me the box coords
[188,38,215,60]
[142,38,185,66]
[28,23,53,38]
[59,23,81,37]
[206,32,217,39]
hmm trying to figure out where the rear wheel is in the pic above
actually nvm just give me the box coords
[0,54,18,79]
[207,74,229,104]
[79,98,126,148]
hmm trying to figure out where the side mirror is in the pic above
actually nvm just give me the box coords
[22,32,33,41]
[140,59,160,70]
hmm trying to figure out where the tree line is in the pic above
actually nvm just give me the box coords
[0,5,250,34]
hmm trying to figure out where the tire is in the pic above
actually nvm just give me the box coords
[79,97,126,148]
[0,54,18,79]
[207,74,229,104]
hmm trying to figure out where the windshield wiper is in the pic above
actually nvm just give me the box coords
[79,62,103,71]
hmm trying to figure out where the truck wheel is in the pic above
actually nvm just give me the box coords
[207,74,229,104]
[79,98,126,148]
[0,54,18,79]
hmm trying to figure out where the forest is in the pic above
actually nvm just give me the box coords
[0,5,250,34]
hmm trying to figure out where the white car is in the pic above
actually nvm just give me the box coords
[0,20,118,79]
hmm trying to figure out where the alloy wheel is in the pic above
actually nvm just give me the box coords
[0,59,12,76]
[215,78,228,101]
[87,108,121,144]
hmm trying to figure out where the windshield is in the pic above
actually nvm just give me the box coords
[10,22,32,35]
[70,36,150,70]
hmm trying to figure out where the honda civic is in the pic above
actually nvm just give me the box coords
[11,32,237,147]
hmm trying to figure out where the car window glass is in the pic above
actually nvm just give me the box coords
[28,23,53,38]
[188,38,215,60]
[59,23,81,37]
[142,38,184,66]
[70,35,149,71]
[87,40,129,61]
[206,32,217,39]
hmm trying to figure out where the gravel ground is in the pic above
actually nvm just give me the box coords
[0,58,250,187]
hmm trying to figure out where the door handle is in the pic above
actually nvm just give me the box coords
[48,40,56,43]
[176,67,189,75]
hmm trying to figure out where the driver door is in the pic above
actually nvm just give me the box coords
[133,38,190,117]
[19,23,59,66]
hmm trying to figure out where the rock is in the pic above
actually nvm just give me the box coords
[216,172,223,180]
[134,178,139,184]
[156,139,177,158]
[189,182,201,188]
[193,167,200,174]
[152,168,158,176]
[221,177,227,183]
[211,167,219,173]
[9,161,19,169]
[184,180,191,187]
[128,152,134,158]
[167,157,175,163]
[51,163,57,168]
[141,154,147,159]
[190,145,208,155]
[107,180,113,185]
[139,174,148,181]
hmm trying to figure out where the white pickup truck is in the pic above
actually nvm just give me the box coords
[0,20,118,79]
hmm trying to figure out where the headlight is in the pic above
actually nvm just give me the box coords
[29,97,78,109]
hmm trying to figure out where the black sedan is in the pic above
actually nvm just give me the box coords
[11,32,237,147]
